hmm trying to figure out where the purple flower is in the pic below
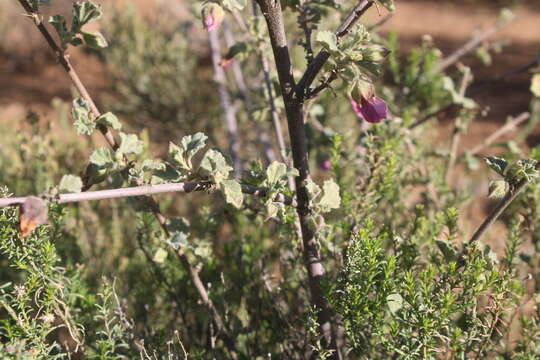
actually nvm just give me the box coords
[351,95,388,123]
[319,159,332,171]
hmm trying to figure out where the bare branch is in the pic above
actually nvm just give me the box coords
[445,68,473,183]
[222,20,276,164]
[208,28,242,178]
[469,112,530,156]
[435,14,512,73]
[0,182,296,208]
[468,161,540,244]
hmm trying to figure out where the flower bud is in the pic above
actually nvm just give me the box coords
[201,3,225,32]
[350,82,388,123]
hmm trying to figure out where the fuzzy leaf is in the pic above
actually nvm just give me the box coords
[96,112,121,130]
[59,175,83,193]
[488,180,509,199]
[316,31,338,53]
[166,217,190,250]
[81,31,108,48]
[71,98,95,135]
[305,178,322,200]
[200,149,233,184]
[266,161,287,186]
[72,1,103,32]
[90,148,114,168]
[49,15,71,46]
[387,293,403,314]
[484,156,508,176]
[181,132,208,166]
[319,179,341,212]
[220,180,244,208]
[117,133,144,156]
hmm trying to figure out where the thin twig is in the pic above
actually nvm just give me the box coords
[0,182,296,208]
[409,58,537,130]
[222,20,276,164]
[468,161,540,244]
[469,112,530,156]
[208,28,242,178]
[16,0,117,150]
[445,68,472,183]
[435,14,512,73]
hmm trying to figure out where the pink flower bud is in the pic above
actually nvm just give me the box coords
[319,159,332,171]
[351,96,388,123]
[201,3,225,32]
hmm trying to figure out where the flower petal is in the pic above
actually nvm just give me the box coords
[359,96,388,123]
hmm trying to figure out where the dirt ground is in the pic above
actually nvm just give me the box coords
[0,0,539,242]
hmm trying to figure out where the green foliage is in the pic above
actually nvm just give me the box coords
[1,0,540,358]
[49,1,107,49]
[99,7,214,130]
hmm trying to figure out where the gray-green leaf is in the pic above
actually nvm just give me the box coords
[59,175,83,193]
[220,179,244,208]
[319,179,341,212]
[96,112,122,130]
[488,180,509,199]
[117,133,144,156]
[387,293,403,314]
[71,98,95,135]
[166,217,190,250]
[81,31,108,48]
[200,149,233,184]
[485,156,508,176]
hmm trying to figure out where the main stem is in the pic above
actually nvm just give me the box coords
[256,0,336,354]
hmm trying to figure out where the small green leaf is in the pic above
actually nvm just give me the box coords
[96,112,122,130]
[305,178,321,200]
[484,156,508,176]
[71,98,95,135]
[315,31,338,53]
[49,15,72,46]
[488,180,509,199]
[117,133,144,156]
[319,179,341,212]
[81,31,108,48]
[387,293,403,314]
[181,132,208,167]
[200,149,233,184]
[90,148,114,168]
[71,1,103,32]
[166,217,190,250]
[266,161,287,186]
[59,175,83,193]
[220,180,244,208]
